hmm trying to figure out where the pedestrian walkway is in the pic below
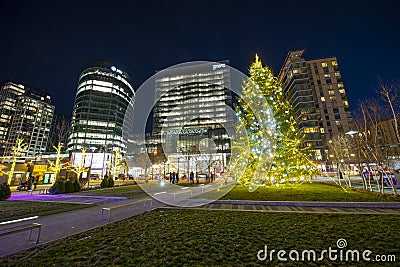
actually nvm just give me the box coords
[194,203,400,214]
[8,193,128,205]
[185,199,400,214]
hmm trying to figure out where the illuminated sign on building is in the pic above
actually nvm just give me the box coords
[212,63,226,70]
[71,152,113,169]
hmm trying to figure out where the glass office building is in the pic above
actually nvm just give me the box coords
[67,61,135,154]
[151,61,234,174]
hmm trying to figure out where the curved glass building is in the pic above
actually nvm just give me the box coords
[67,61,135,153]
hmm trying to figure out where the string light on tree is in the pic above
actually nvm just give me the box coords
[231,54,319,187]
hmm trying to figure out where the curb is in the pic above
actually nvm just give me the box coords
[182,199,400,209]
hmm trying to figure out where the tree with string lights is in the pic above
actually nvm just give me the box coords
[232,55,319,186]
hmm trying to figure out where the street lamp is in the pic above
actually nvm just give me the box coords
[87,147,97,189]
[167,161,170,174]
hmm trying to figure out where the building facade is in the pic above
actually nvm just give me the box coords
[1,82,54,157]
[0,82,26,155]
[150,61,233,174]
[67,61,135,154]
[279,50,353,163]
[370,118,400,157]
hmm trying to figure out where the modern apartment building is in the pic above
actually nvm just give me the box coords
[0,82,26,155]
[1,82,54,157]
[67,61,135,154]
[279,50,353,162]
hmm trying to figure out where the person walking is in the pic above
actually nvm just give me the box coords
[175,172,179,184]
[169,172,173,184]
[171,171,176,184]
[27,175,33,190]
[190,171,194,186]
[196,172,200,184]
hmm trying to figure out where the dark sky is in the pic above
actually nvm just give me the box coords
[0,0,399,116]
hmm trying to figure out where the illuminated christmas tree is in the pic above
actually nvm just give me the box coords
[231,55,319,187]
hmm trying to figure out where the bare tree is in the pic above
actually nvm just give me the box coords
[327,134,352,187]
[378,80,400,142]
[138,153,151,182]
[47,116,70,184]
[107,150,126,180]
[67,147,89,183]
[2,139,28,185]
[353,98,399,195]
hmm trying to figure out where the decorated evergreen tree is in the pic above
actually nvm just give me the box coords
[230,55,319,187]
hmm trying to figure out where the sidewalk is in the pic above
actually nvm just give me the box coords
[187,199,400,214]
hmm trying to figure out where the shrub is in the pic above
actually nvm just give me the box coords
[100,178,109,188]
[108,177,114,187]
[73,179,81,192]
[65,180,74,193]
[49,180,65,194]
[0,182,11,201]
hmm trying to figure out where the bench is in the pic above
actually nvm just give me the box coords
[100,198,153,223]
[170,187,192,200]
[0,216,42,244]
[27,188,49,195]
[39,188,50,195]
[198,183,213,193]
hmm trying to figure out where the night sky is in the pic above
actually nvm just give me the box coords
[0,0,399,117]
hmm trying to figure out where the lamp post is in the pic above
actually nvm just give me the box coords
[87,147,97,189]
[162,161,166,179]
[167,161,170,174]
[177,157,180,181]
[345,131,360,187]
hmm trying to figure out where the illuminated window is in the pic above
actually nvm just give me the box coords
[293,69,299,74]
[320,128,325,133]
[339,89,345,94]
[332,61,338,67]
[321,62,328,67]
[335,72,341,77]
[303,127,319,133]
[338,83,344,89]
[328,90,335,95]
[324,74,330,79]
[330,96,336,101]
[321,97,326,102]
[343,101,349,106]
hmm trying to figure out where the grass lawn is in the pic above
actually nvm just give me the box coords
[195,182,400,202]
[75,185,147,199]
[0,201,91,223]
[1,209,399,266]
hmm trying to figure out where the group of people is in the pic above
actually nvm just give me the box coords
[155,171,217,186]
[189,171,215,186]
[17,175,39,190]
[169,171,179,184]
